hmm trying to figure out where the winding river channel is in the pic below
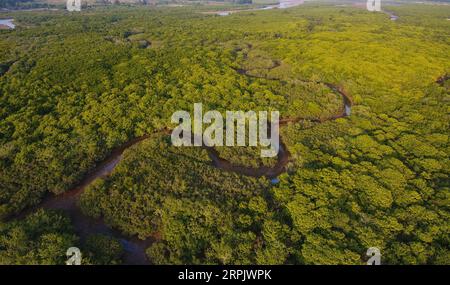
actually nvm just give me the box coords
[203,0,305,16]
[9,70,448,265]
[3,0,446,265]
[6,4,410,265]
[12,75,352,264]
[14,61,448,266]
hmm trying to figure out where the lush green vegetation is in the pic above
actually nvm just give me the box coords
[0,4,449,264]
[0,0,51,9]
[0,209,123,264]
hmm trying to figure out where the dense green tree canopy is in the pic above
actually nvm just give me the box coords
[0,4,448,264]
